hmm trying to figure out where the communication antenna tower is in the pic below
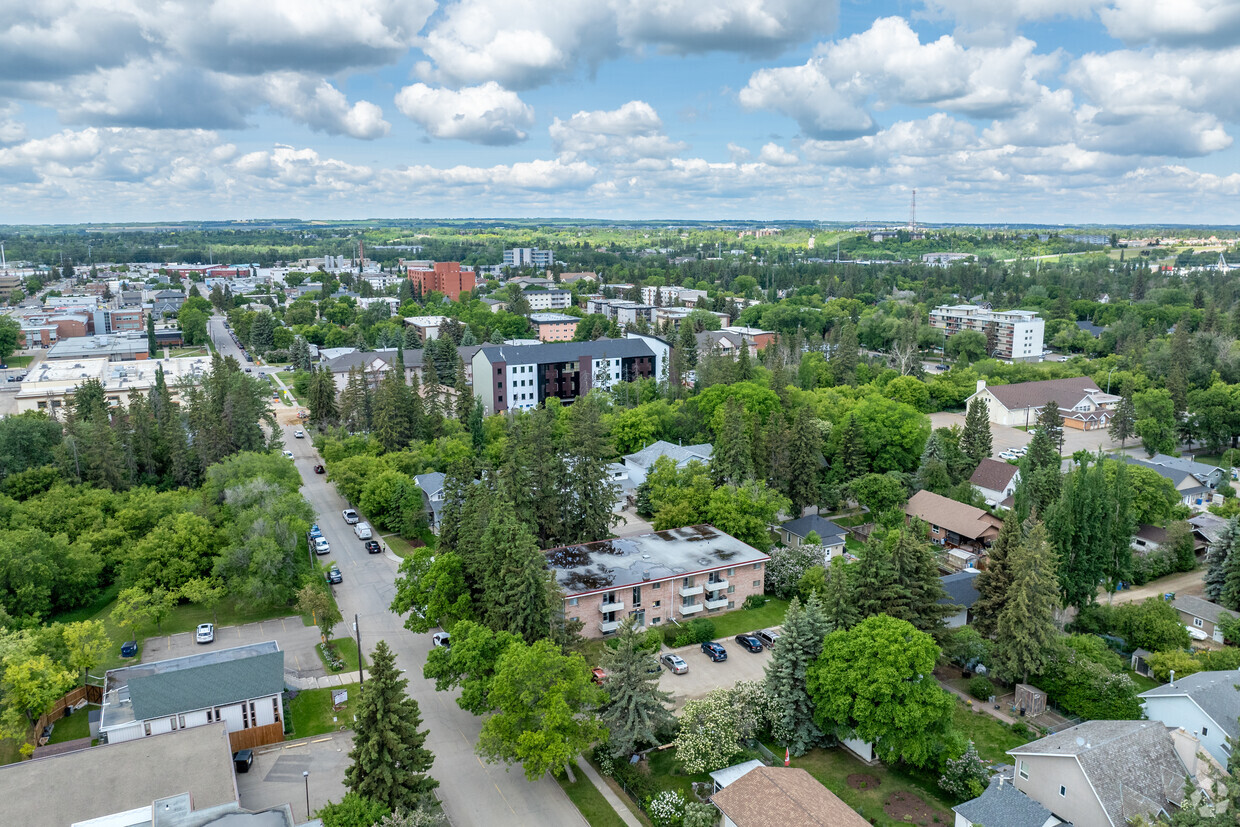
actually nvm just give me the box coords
[908,189,917,230]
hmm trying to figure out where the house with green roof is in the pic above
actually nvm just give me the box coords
[99,641,284,746]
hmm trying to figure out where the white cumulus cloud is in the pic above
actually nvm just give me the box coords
[394,82,534,144]
[550,101,685,161]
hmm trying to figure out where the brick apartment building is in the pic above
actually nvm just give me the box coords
[408,262,476,301]
[548,525,770,638]
[529,312,579,341]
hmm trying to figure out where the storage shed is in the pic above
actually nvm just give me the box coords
[1014,684,1047,717]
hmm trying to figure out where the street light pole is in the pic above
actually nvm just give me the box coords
[303,770,310,820]
[1106,366,1118,395]
[355,613,363,689]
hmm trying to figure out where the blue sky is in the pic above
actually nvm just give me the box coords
[1,0,1239,224]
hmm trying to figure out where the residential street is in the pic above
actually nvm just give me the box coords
[280,415,584,827]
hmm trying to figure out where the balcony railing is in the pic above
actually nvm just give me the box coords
[679,585,703,597]
[679,603,704,615]
[705,578,728,591]
[599,620,621,634]
[705,597,729,610]
[598,600,625,613]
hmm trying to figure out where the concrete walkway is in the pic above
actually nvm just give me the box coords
[287,668,370,691]
[575,757,643,827]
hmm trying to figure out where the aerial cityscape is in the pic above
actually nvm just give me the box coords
[2,3,1240,827]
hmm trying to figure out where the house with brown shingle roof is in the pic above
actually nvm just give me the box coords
[968,377,1120,430]
[905,490,1003,564]
[969,458,1020,508]
[710,767,868,827]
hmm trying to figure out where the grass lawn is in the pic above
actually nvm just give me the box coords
[318,637,368,675]
[5,354,33,368]
[706,598,790,638]
[46,705,97,745]
[1129,670,1162,693]
[276,371,306,406]
[555,770,629,827]
[646,745,711,801]
[169,346,208,357]
[951,702,1027,764]
[381,534,420,558]
[287,687,358,739]
[793,747,955,827]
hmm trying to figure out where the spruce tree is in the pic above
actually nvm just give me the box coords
[339,366,371,432]
[453,358,471,423]
[914,431,952,494]
[712,396,753,485]
[834,414,868,483]
[1036,401,1065,456]
[849,539,900,621]
[993,522,1060,684]
[765,593,830,756]
[146,313,157,358]
[786,406,821,514]
[831,320,859,386]
[1167,312,1192,415]
[677,322,699,371]
[345,640,438,811]
[563,394,618,544]
[818,556,858,631]
[736,339,753,381]
[1048,458,1109,610]
[481,506,554,641]
[372,368,411,452]
[959,396,992,469]
[1019,426,1061,517]
[1204,516,1239,603]
[756,411,790,496]
[886,526,953,638]
[599,620,674,758]
[307,367,339,430]
[972,508,1020,637]
[1109,396,1136,448]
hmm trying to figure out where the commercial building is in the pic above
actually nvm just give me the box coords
[969,377,1119,430]
[0,273,22,300]
[929,304,1045,361]
[16,356,211,415]
[529,312,580,341]
[47,332,151,362]
[504,248,555,268]
[408,262,476,301]
[99,641,284,748]
[550,525,769,638]
[471,333,670,414]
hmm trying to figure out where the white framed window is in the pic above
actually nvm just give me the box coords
[1059,785,1066,797]
[1203,726,1209,737]
[1019,760,1029,779]
[568,597,578,606]
[1194,618,1204,628]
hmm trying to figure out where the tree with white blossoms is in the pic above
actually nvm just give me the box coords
[764,544,825,599]
[646,791,686,827]
[938,740,989,802]
[682,801,719,827]
[674,688,743,773]
[766,592,831,757]
[729,679,771,742]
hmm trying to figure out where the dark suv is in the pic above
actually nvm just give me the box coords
[701,641,728,662]
[734,634,763,653]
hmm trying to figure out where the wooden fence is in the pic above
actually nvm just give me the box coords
[228,721,285,753]
[32,684,103,743]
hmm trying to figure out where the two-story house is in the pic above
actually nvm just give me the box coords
[621,440,713,488]
[905,490,1003,566]
[775,514,847,560]
[1006,720,1193,827]
[968,458,1020,509]
[99,641,285,750]
[414,471,446,533]
[549,525,769,639]
[1141,670,1240,766]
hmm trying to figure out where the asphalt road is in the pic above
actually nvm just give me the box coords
[281,417,584,827]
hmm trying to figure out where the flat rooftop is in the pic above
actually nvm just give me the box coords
[0,723,237,827]
[547,525,769,597]
[529,312,578,323]
[18,356,211,397]
[48,334,147,359]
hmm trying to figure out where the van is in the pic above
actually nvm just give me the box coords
[354,522,372,540]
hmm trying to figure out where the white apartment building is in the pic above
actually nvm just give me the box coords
[640,285,709,307]
[504,248,555,268]
[523,289,572,310]
[586,298,654,329]
[929,304,1045,362]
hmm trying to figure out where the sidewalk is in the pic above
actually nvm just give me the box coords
[287,668,370,691]
[575,757,642,827]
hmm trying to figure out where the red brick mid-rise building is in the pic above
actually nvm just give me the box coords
[548,525,770,639]
[408,262,475,302]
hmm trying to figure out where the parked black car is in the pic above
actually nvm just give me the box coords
[364,540,381,554]
[734,634,763,653]
[701,641,728,662]
[120,640,138,658]
[326,566,343,584]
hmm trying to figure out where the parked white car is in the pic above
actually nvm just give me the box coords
[195,623,214,644]
[998,451,1019,461]
[314,537,331,555]
[354,522,372,540]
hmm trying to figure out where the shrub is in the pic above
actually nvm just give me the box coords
[689,618,716,644]
[742,593,769,610]
[938,741,988,802]
[1010,722,1029,737]
[682,802,718,827]
[968,676,994,701]
[646,791,686,827]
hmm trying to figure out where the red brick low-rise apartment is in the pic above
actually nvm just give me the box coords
[548,524,769,638]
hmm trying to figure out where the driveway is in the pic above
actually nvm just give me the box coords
[282,420,584,827]
[1105,569,1205,606]
[659,638,773,712]
[238,732,352,823]
[930,411,1124,457]
[142,617,326,679]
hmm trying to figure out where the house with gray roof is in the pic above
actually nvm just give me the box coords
[414,471,447,533]
[622,439,713,487]
[1008,720,1190,827]
[99,641,284,747]
[1171,594,1237,644]
[1112,453,1218,510]
[939,569,980,629]
[1146,454,1225,489]
[1141,670,1240,766]
[953,776,1065,827]
[776,514,847,558]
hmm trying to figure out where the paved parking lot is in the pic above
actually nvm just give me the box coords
[237,732,351,823]
[658,637,773,711]
[930,412,1123,457]
[142,617,325,679]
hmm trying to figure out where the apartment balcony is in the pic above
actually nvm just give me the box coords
[598,619,621,634]
[705,578,728,591]
[679,584,704,597]
[679,602,704,616]
[704,597,729,610]
[598,600,624,613]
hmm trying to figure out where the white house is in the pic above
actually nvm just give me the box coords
[99,641,284,747]
[621,440,713,488]
[968,458,1020,508]
[968,377,1118,430]
[1141,670,1240,766]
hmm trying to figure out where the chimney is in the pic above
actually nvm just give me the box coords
[976,379,986,395]
[1169,669,1175,687]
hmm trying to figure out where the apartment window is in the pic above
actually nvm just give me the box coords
[568,597,578,606]
[498,395,503,403]
[1019,760,1029,779]
[727,585,735,594]
[633,586,642,606]
[497,367,502,375]
[653,600,661,608]
[753,580,760,588]
[682,576,694,587]
[652,582,660,589]
[498,381,503,388]
[212,708,221,723]
[1059,786,1066,798]
[1203,726,1209,737]
[652,617,661,624]
[752,562,762,570]
[1194,618,1204,628]
[571,616,578,622]
[727,567,735,576]
[728,601,735,609]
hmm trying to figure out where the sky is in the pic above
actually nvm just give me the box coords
[1,0,1240,225]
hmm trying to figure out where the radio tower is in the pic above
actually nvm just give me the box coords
[908,188,916,230]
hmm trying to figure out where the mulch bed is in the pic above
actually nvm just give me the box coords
[847,773,881,791]
[883,790,938,825]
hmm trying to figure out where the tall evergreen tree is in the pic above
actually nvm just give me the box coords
[886,526,953,638]
[480,505,554,641]
[756,411,790,495]
[562,394,618,544]
[1109,395,1137,448]
[307,367,339,430]
[372,368,411,452]
[1017,426,1061,518]
[339,366,372,432]
[712,397,753,485]
[993,522,1060,684]
[599,620,674,758]
[146,313,157,357]
[849,539,900,620]
[1204,516,1239,603]
[831,320,860,386]
[1048,458,1109,610]
[345,640,438,811]
[1036,401,1065,456]
[453,358,471,423]
[766,593,830,756]
[972,509,1020,637]
[736,339,753,381]
[817,556,858,631]
[959,397,993,469]
[436,459,474,557]
[677,322,699,371]
[834,414,868,482]
[914,431,953,494]
[786,407,821,514]
[1167,312,1192,415]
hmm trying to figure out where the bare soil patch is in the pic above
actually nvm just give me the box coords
[847,773,880,791]
[883,790,937,825]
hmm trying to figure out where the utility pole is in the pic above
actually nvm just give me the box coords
[354,613,363,689]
